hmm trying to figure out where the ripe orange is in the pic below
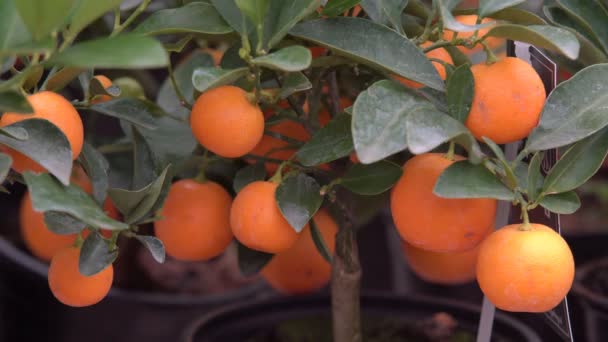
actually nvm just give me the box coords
[466,57,545,144]
[476,223,575,312]
[402,240,482,285]
[190,86,264,158]
[0,91,84,173]
[396,42,453,89]
[91,75,113,104]
[261,209,337,294]
[154,179,233,261]
[390,153,496,252]
[230,181,300,253]
[443,15,503,53]
[48,246,113,307]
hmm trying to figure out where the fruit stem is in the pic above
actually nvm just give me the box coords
[269,161,287,184]
[110,0,151,37]
[194,150,209,183]
[74,232,84,248]
[108,231,120,251]
[481,40,499,65]
[445,141,456,161]
[519,204,532,231]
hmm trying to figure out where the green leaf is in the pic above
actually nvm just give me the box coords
[78,143,109,206]
[237,241,273,276]
[134,235,165,263]
[0,90,33,113]
[264,0,320,49]
[276,173,323,232]
[438,0,495,32]
[0,125,28,141]
[44,67,85,92]
[79,231,118,276]
[44,212,87,235]
[341,160,402,195]
[0,119,72,185]
[539,191,581,214]
[434,161,515,200]
[90,76,120,98]
[211,0,252,36]
[310,217,332,263]
[164,35,193,53]
[191,67,249,93]
[278,72,312,99]
[323,0,361,17]
[352,80,431,163]
[297,113,354,166]
[68,0,122,35]
[485,24,580,60]
[555,0,608,54]
[478,0,525,18]
[252,46,311,72]
[23,172,128,230]
[0,153,12,183]
[290,17,444,90]
[527,151,543,201]
[89,98,162,130]
[108,165,172,224]
[444,45,471,67]
[454,8,547,25]
[526,64,608,151]
[133,2,233,36]
[15,0,76,41]
[234,163,266,193]
[48,35,168,69]
[542,127,608,195]
[446,64,473,123]
[360,0,407,30]
[0,0,32,53]
[132,126,158,189]
[235,0,270,29]
[0,38,54,57]
[113,77,145,99]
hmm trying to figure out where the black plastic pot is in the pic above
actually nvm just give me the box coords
[181,292,542,342]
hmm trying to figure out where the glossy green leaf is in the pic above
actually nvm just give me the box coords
[290,18,444,90]
[446,64,473,123]
[526,64,608,151]
[478,0,525,18]
[434,161,515,200]
[48,35,168,69]
[486,24,580,60]
[191,67,249,93]
[15,0,76,41]
[264,0,320,48]
[0,90,33,113]
[164,35,193,53]
[527,151,544,201]
[236,0,270,29]
[539,191,581,214]
[0,125,28,141]
[276,173,323,232]
[555,0,608,54]
[78,143,110,206]
[278,72,312,99]
[323,0,361,17]
[0,119,72,185]
[134,235,165,263]
[211,0,252,36]
[444,45,471,67]
[297,113,353,166]
[132,126,158,189]
[44,212,87,235]
[542,127,608,195]
[438,0,495,32]
[23,172,128,230]
[341,160,402,195]
[79,231,118,276]
[454,8,547,25]
[360,0,408,30]
[310,217,332,263]
[89,98,162,130]
[44,67,85,92]
[234,163,266,193]
[68,0,122,35]
[0,153,12,183]
[252,46,311,72]
[0,0,32,53]
[0,38,54,57]
[237,241,273,276]
[133,2,232,36]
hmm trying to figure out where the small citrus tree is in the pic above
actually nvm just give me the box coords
[1,0,608,340]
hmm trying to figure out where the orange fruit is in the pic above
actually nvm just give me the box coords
[443,15,503,53]
[309,47,327,58]
[349,152,359,164]
[396,42,453,88]
[48,246,113,307]
[0,91,84,173]
[261,209,337,294]
[190,85,264,158]
[91,75,113,104]
[476,223,575,312]
[154,179,233,261]
[230,181,300,253]
[402,240,482,285]
[466,57,545,144]
[390,153,496,252]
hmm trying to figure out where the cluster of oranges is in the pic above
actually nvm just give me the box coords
[392,25,575,313]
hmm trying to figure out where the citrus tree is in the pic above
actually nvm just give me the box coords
[1,0,608,340]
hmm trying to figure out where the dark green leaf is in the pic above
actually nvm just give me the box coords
[434,161,515,200]
[23,172,128,230]
[310,217,332,263]
[48,35,168,69]
[237,241,273,276]
[323,0,361,17]
[278,72,312,99]
[0,90,33,113]
[68,0,122,35]
[478,0,525,18]
[235,0,271,29]
[527,151,543,201]
[164,35,193,53]
[0,125,28,140]
[0,153,12,183]
[0,119,72,185]
[438,0,495,32]
[276,173,323,232]
[526,64,608,151]
[78,143,110,206]
[555,0,608,54]
[542,127,608,194]
[486,24,580,60]
[417,87,448,113]
[341,160,402,195]
[360,0,407,30]
[539,191,581,214]
[264,0,320,48]
[211,0,252,36]
[79,231,118,276]
[44,211,86,235]
[454,8,547,25]
[134,235,165,263]
[234,163,266,193]
[90,76,120,98]
[89,98,162,130]
[191,67,249,93]
[0,38,54,57]
[252,46,311,72]
[444,45,471,67]
[0,0,32,53]
[297,113,353,166]
[15,0,75,41]
[446,64,473,123]
[133,2,232,36]
[290,18,444,90]
[44,67,85,92]
[132,126,158,189]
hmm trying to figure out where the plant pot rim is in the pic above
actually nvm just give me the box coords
[0,236,268,306]
[572,255,608,308]
[181,291,542,342]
